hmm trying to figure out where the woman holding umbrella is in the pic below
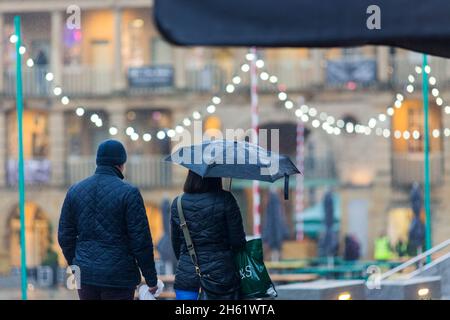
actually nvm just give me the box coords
[168,140,300,300]
[170,170,246,300]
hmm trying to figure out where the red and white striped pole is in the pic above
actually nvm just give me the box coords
[250,47,261,236]
[295,103,305,240]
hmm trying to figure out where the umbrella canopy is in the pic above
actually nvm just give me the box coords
[262,191,289,251]
[155,0,450,58]
[408,183,425,249]
[156,198,177,264]
[165,140,300,198]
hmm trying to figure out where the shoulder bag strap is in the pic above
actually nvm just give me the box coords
[177,194,201,275]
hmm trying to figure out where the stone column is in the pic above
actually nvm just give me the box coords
[48,110,65,186]
[51,11,63,89]
[311,49,324,85]
[107,104,127,143]
[113,8,126,92]
[443,111,450,181]
[174,48,186,89]
[377,46,390,84]
[0,13,4,94]
[0,111,6,188]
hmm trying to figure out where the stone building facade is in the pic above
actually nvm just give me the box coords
[0,0,449,272]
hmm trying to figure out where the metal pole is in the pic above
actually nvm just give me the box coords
[295,119,305,240]
[250,47,261,236]
[14,15,28,300]
[422,54,432,262]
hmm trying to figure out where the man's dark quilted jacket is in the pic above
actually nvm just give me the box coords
[58,165,157,288]
[171,191,246,292]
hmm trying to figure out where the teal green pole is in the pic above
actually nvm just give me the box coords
[14,15,28,300]
[422,54,432,262]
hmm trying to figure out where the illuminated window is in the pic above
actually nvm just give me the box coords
[407,108,424,152]
[145,203,163,259]
[7,110,49,159]
[392,99,442,154]
[204,116,222,139]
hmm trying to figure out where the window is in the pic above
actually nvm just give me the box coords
[7,110,49,159]
[66,110,109,156]
[407,108,424,152]
[151,37,173,65]
[392,99,442,154]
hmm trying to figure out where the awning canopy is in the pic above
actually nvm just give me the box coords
[155,0,450,58]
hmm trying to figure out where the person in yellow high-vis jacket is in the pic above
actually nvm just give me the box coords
[374,234,394,261]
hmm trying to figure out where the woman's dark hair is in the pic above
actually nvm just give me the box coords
[183,170,222,193]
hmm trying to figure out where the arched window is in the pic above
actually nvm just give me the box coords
[259,122,311,156]
[7,203,50,268]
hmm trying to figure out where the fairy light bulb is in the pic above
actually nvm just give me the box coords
[241,64,250,72]
[206,105,216,114]
[109,127,118,136]
[284,101,294,109]
[192,111,201,120]
[226,84,235,93]
[255,59,264,68]
[278,92,287,101]
[183,118,191,126]
[260,72,269,81]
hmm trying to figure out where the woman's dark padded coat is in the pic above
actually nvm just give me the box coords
[58,165,158,288]
[171,190,246,292]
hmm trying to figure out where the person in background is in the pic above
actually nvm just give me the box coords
[374,233,394,261]
[171,170,246,300]
[34,50,48,95]
[58,139,158,300]
[395,239,408,258]
[343,234,361,261]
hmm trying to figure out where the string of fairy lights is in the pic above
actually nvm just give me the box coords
[359,64,450,140]
[9,32,449,142]
[9,34,72,109]
[256,52,449,141]
[9,32,250,143]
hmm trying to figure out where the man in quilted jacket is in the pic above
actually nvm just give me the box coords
[58,139,158,300]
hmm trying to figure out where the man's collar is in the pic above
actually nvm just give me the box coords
[95,165,124,180]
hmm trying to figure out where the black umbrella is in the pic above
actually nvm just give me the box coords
[318,190,338,259]
[157,198,177,269]
[262,190,289,254]
[165,140,300,199]
[408,183,425,250]
[155,0,450,58]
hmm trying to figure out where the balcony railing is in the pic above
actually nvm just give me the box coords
[7,158,51,186]
[3,67,50,97]
[10,56,447,98]
[62,66,113,97]
[66,155,172,189]
[3,64,229,97]
[127,155,172,189]
[184,64,227,92]
[392,152,444,187]
[259,59,320,91]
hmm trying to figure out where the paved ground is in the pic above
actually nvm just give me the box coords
[0,287,78,300]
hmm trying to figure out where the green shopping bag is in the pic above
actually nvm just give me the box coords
[234,238,277,299]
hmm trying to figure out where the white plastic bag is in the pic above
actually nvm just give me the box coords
[138,279,165,300]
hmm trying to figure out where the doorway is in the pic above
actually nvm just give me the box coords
[7,202,51,268]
